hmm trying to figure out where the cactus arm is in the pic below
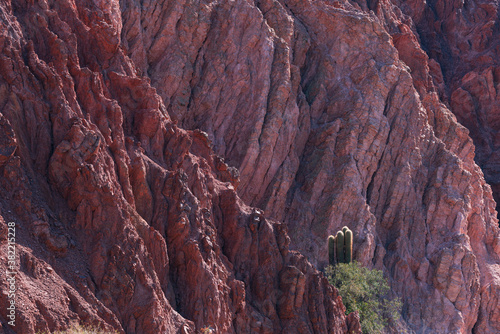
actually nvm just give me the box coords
[345,229,353,263]
[336,231,345,263]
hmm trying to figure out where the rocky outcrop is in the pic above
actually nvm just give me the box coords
[381,0,500,225]
[0,1,358,333]
[117,0,500,332]
[1,0,500,333]
[368,1,500,332]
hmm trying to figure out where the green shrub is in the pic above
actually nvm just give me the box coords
[325,262,402,333]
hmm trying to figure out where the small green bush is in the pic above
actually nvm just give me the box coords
[326,262,402,334]
[200,326,215,333]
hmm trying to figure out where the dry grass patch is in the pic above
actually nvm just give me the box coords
[38,324,118,334]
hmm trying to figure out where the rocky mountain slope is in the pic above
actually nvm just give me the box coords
[0,0,499,333]
[0,1,361,333]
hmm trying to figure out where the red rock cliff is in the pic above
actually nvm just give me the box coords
[118,0,500,332]
[0,0,499,333]
[0,1,360,333]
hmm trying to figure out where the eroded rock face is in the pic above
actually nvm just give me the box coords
[1,0,499,333]
[383,0,500,225]
[117,0,500,332]
[0,1,358,333]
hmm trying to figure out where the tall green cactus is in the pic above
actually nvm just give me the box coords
[336,230,345,264]
[327,227,354,264]
[328,235,336,265]
[344,229,353,263]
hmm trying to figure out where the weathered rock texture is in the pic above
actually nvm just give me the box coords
[1,0,500,333]
[0,1,360,333]
[117,0,500,332]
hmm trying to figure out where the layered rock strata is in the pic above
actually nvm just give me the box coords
[118,0,500,332]
[0,0,499,333]
[0,1,359,333]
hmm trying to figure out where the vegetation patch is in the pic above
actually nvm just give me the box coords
[326,262,402,333]
[38,324,117,334]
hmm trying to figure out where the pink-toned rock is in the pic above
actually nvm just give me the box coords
[1,0,500,333]
[117,0,500,332]
[0,1,358,333]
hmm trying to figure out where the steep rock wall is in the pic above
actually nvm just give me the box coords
[118,0,500,332]
[0,1,359,333]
